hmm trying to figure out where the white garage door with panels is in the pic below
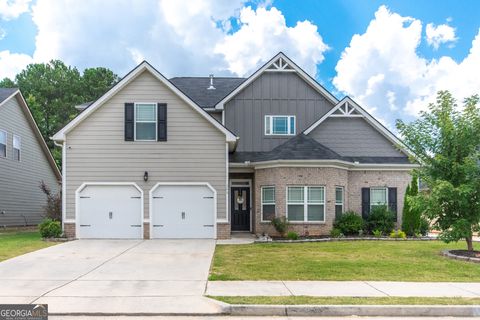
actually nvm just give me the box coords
[150,183,216,239]
[76,183,143,239]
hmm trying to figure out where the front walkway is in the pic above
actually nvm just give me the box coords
[206,281,480,297]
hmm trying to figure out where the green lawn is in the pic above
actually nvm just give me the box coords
[0,230,57,262]
[211,296,480,305]
[210,241,480,281]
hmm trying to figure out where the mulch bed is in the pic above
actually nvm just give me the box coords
[442,250,480,263]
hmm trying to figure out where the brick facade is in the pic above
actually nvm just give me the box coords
[143,222,149,239]
[217,222,231,239]
[63,222,76,238]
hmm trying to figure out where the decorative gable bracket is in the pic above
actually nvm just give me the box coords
[330,101,363,118]
[265,57,296,72]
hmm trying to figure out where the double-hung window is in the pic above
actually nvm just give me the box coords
[335,187,344,219]
[0,130,6,158]
[370,187,388,210]
[265,116,295,135]
[135,103,157,141]
[13,135,20,161]
[261,186,275,221]
[287,186,325,222]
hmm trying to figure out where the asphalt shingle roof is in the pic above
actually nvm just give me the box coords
[169,77,246,108]
[229,134,411,164]
[0,88,18,104]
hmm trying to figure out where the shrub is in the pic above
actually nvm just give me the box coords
[39,218,62,238]
[419,217,430,236]
[40,181,62,222]
[330,228,343,238]
[271,217,289,236]
[287,231,299,240]
[333,211,364,236]
[372,229,383,238]
[366,206,395,235]
[390,230,407,239]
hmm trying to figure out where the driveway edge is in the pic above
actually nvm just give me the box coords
[229,304,480,317]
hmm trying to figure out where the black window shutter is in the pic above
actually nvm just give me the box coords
[157,103,167,141]
[124,103,134,141]
[361,188,370,219]
[388,187,398,222]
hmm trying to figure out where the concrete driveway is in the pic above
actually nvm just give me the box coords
[0,239,225,315]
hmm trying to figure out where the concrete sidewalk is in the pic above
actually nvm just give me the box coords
[206,281,480,297]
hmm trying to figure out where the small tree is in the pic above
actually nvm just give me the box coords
[40,181,62,222]
[402,173,422,236]
[397,91,480,251]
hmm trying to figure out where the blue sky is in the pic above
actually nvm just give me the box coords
[0,0,479,128]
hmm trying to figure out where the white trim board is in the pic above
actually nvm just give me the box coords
[215,52,338,110]
[52,61,237,145]
[303,96,415,158]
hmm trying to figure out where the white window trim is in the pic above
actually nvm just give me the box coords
[0,129,6,158]
[261,186,276,222]
[335,186,344,214]
[265,115,296,136]
[286,186,326,223]
[370,187,388,210]
[134,102,157,141]
[13,134,21,161]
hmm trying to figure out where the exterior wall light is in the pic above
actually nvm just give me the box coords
[144,171,148,182]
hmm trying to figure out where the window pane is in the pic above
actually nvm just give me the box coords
[335,205,343,220]
[136,122,156,140]
[0,131,5,158]
[0,130,5,144]
[0,144,5,158]
[262,187,275,203]
[308,187,324,203]
[13,135,20,149]
[308,204,324,221]
[136,104,156,121]
[288,204,304,221]
[262,204,275,221]
[335,187,343,203]
[288,187,304,203]
[265,116,271,134]
[272,117,288,134]
[13,148,20,161]
[371,188,387,205]
[289,116,295,134]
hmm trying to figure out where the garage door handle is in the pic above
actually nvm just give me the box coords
[131,196,141,199]
[153,225,164,227]
[203,196,213,199]
[203,225,214,227]
[80,224,91,227]
[130,224,141,227]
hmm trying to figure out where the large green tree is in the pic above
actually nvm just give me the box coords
[397,91,480,251]
[1,60,119,165]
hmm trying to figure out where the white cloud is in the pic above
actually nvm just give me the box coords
[333,5,480,126]
[215,6,329,76]
[0,28,6,40]
[0,0,31,20]
[0,50,33,79]
[426,23,457,49]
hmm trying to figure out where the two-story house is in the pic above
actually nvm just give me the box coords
[52,52,416,239]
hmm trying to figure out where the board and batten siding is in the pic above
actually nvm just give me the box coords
[225,72,335,152]
[0,96,59,226]
[65,70,227,221]
[308,117,406,157]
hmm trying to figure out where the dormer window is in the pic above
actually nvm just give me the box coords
[265,115,295,135]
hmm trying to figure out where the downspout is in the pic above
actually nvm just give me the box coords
[54,140,67,234]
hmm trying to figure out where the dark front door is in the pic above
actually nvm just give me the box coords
[231,186,250,231]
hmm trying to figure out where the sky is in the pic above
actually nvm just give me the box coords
[0,0,479,129]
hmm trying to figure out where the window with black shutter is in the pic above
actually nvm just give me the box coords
[157,103,167,141]
[124,103,134,141]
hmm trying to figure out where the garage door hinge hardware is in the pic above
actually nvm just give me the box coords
[153,196,163,199]
[130,225,141,227]
[130,196,141,199]
[153,224,164,227]
[203,225,214,227]
[80,196,91,199]
[80,224,91,227]
[203,196,214,199]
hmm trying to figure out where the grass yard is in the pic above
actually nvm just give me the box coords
[211,296,480,305]
[0,230,57,262]
[210,241,480,281]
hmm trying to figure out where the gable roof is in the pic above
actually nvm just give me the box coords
[169,77,246,109]
[52,61,238,144]
[303,96,414,158]
[215,52,339,109]
[0,89,61,180]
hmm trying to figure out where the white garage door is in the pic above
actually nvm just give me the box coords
[151,184,215,239]
[77,184,143,239]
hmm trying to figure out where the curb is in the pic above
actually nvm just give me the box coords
[255,237,437,243]
[443,249,480,263]
[229,304,480,317]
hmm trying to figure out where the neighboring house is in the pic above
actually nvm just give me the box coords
[52,53,417,239]
[0,88,61,227]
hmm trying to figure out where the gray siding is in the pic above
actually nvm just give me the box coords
[0,96,59,226]
[65,71,227,221]
[308,117,405,157]
[225,72,335,152]
[209,112,222,123]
